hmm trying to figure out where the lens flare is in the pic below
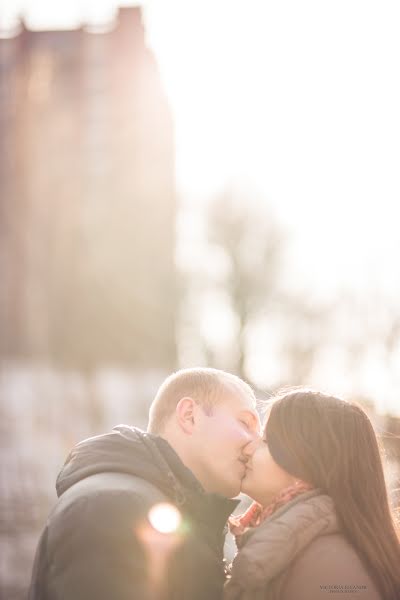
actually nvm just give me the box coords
[148,503,182,534]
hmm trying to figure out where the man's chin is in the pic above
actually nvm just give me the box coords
[226,481,242,498]
[214,478,241,498]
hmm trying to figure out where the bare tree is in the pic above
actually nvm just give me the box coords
[206,187,286,379]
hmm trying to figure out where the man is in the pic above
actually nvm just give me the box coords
[29,367,260,600]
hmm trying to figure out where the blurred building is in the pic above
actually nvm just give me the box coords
[0,7,177,599]
[0,6,177,369]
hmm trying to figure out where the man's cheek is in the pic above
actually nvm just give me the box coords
[215,418,243,440]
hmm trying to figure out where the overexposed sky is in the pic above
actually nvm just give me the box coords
[0,0,138,32]
[144,0,400,409]
[144,0,400,294]
[2,1,400,409]
[2,1,399,297]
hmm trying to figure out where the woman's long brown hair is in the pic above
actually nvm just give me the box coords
[265,389,400,600]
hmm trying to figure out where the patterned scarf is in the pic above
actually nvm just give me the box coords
[229,481,314,547]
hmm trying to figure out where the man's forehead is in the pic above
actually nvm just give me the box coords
[219,385,260,422]
[220,381,255,405]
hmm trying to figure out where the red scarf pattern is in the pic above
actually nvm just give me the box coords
[229,481,314,545]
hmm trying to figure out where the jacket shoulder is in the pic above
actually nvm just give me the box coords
[281,533,382,600]
[49,471,168,532]
[58,471,167,503]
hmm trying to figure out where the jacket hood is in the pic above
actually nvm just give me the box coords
[56,425,187,499]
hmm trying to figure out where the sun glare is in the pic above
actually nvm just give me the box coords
[148,503,182,534]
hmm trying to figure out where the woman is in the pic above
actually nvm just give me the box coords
[224,389,400,600]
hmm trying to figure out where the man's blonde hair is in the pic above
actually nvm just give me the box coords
[148,367,256,434]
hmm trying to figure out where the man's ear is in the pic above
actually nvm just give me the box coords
[175,397,197,434]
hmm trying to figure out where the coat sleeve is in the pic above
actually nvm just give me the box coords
[45,492,156,600]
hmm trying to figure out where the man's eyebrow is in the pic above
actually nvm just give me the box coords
[238,409,255,418]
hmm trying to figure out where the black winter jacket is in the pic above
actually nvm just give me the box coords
[28,426,238,600]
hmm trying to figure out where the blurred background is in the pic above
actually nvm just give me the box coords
[1,1,400,597]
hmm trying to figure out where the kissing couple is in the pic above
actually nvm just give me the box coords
[29,368,400,599]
